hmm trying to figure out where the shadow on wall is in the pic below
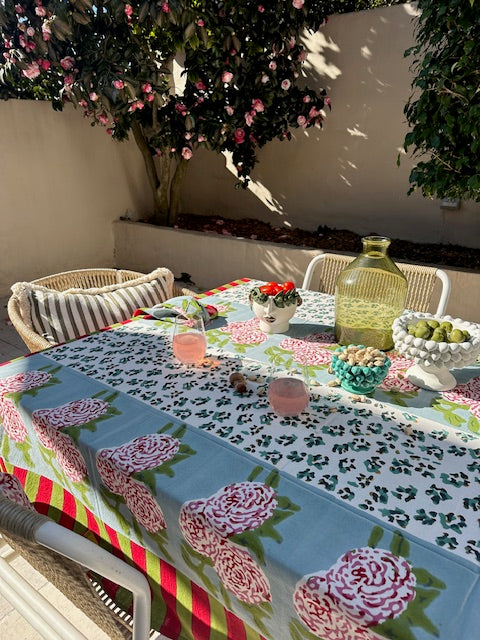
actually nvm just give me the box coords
[181,4,464,246]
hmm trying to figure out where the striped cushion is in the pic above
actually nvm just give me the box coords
[12,268,174,345]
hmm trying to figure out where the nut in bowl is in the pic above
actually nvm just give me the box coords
[330,344,391,395]
[392,312,480,391]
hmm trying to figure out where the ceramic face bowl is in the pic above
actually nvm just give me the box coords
[330,344,391,395]
[249,282,302,334]
[392,312,480,391]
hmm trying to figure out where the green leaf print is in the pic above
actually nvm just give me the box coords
[390,531,410,558]
[247,466,264,482]
[368,525,384,548]
[466,415,480,433]
[413,568,446,590]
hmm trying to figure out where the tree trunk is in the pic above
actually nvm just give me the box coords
[168,158,189,226]
[131,121,169,226]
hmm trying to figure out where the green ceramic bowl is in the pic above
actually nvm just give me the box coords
[331,345,391,395]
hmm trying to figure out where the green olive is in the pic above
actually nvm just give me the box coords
[449,329,465,343]
[407,324,416,335]
[415,326,432,339]
[431,328,447,342]
[462,330,471,341]
[440,321,453,333]
[427,319,440,329]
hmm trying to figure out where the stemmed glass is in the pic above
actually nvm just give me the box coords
[267,357,309,417]
[172,311,207,366]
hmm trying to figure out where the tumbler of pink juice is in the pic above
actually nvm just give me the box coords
[268,372,309,417]
[172,313,207,365]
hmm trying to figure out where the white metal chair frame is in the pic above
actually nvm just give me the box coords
[0,495,151,640]
[302,253,451,316]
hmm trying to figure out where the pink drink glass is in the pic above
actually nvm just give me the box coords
[172,313,206,366]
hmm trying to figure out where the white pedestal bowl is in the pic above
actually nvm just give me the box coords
[392,312,480,391]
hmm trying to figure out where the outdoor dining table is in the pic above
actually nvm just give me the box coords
[0,277,479,640]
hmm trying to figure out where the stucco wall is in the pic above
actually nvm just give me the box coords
[0,4,479,298]
[0,100,151,295]
[182,4,480,248]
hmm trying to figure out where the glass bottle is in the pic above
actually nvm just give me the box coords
[334,236,407,350]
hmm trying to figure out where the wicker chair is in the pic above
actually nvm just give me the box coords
[0,494,151,640]
[8,268,195,353]
[302,253,451,315]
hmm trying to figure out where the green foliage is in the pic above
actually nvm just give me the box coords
[403,0,480,201]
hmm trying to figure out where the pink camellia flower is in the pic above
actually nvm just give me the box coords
[326,547,416,626]
[203,482,278,537]
[293,0,305,8]
[129,100,144,112]
[298,50,308,62]
[179,499,224,557]
[55,439,88,482]
[60,56,75,70]
[21,62,41,79]
[14,4,24,14]
[251,98,264,113]
[39,59,50,71]
[63,74,74,87]
[113,79,124,90]
[3,52,10,62]
[261,74,269,84]
[124,4,133,17]
[142,82,152,93]
[106,434,180,475]
[233,128,245,144]
[244,110,255,126]
[220,317,267,345]
[303,95,311,103]
[0,396,28,441]
[182,147,193,160]
[324,96,332,109]
[106,128,113,135]
[26,26,35,37]
[35,6,46,17]
[0,370,51,396]
[79,99,88,107]
[197,18,204,26]
[161,1,170,12]
[197,134,205,142]
[297,115,307,127]
[97,450,128,493]
[42,23,51,41]
[281,79,291,90]
[89,91,98,101]
[175,102,187,115]
[268,60,277,71]
[222,70,233,83]
[185,132,192,140]
[195,80,206,91]
[145,93,154,102]
[258,5,265,12]
[3,38,12,49]
[224,105,234,116]
[213,541,271,604]
[98,114,109,125]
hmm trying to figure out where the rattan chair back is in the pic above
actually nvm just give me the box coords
[302,253,451,315]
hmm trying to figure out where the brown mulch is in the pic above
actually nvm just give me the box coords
[176,213,480,272]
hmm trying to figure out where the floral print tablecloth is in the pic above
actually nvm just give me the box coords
[1,279,479,640]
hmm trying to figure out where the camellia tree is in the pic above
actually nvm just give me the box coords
[403,0,480,202]
[0,0,338,226]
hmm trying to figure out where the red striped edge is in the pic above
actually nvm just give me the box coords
[159,559,182,639]
[225,608,248,640]
[191,580,211,640]
[200,278,251,297]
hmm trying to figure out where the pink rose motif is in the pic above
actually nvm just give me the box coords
[213,541,271,604]
[0,370,51,395]
[0,473,33,510]
[203,482,277,537]
[326,547,416,626]
[122,477,166,532]
[280,333,335,366]
[179,499,224,557]
[55,439,88,482]
[104,434,180,475]
[32,412,65,449]
[33,398,109,429]
[222,71,233,83]
[97,450,128,493]
[220,317,267,345]
[294,572,382,640]
[379,355,417,393]
[0,396,27,441]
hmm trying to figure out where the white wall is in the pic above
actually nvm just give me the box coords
[0,100,151,295]
[182,4,480,248]
[0,4,479,298]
